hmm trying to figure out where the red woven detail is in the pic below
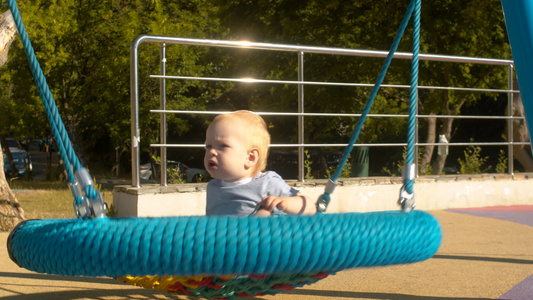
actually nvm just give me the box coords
[235,292,253,297]
[272,283,295,291]
[167,282,193,295]
[218,277,233,282]
[187,277,224,289]
[248,274,267,280]
[312,272,329,279]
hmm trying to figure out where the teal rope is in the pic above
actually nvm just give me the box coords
[8,0,101,212]
[404,0,421,194]
[330,0,416,183]
[318,0,419,211]
[7,0,80,182]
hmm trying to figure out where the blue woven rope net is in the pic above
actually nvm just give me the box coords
[9,212,441,277]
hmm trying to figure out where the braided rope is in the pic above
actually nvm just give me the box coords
[7,0,80,183]
[404,0,421,194]
[118,272,328,299]
[8,0,103,213]
[8,212,442,278]
[329,0,416,183]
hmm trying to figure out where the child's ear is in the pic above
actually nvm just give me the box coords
[245,148,259,169]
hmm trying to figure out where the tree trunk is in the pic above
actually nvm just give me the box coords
[432,117,454,175]
[0,150,25,229]
[504,86,533,171]
[0,10,25,229]
[419,114,436,174]
[0,10,17,67]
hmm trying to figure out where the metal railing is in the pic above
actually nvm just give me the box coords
[130,35,523,187]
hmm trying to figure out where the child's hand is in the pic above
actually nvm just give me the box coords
[254,208,272,217]
[260,195,288,213]
[257,194,316,216]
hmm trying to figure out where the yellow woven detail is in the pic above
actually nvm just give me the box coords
[117,274,236,291]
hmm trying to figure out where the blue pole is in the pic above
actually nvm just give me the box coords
[501,0,533,146]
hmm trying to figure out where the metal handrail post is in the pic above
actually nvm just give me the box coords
[130,36,143,187]
[298,51,305,181]
[160,43,168,186]
[507,64,514,175]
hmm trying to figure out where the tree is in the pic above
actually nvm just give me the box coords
[213,0,512,176]
[417,0,511,174]
[1,0,224,174]
[504,80,533,171]
[0,9,25,230]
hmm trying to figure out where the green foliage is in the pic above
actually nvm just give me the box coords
[1,0,512,178]
[382,147,432,176]
[457,142,491,174]
[2,0,224,171]
[304,150,314,180]
[326,154,351,179]
[168,165,187,184]
[152,155,186,184]
[495,149,508,174]
[105,203,118,218]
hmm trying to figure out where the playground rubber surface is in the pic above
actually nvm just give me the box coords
[0,206,531,300]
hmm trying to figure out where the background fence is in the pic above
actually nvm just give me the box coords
[129,35,524,187]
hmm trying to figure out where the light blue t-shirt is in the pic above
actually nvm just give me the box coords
[206,171,299,216]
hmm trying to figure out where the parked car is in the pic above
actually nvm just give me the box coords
[5,138,21,152]
[139,160,209,183]
[4,150,33,177]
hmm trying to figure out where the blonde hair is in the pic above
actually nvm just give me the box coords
[210,110,270,174]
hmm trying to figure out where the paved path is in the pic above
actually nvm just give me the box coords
[0,206,532,299]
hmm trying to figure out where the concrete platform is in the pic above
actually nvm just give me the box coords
[113,174,533,217]
[1,205,532,299]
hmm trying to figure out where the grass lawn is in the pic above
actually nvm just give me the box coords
[10,180,114,219]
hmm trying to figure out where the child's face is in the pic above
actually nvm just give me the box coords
[204,119,256,182]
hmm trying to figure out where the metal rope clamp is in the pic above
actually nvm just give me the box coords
[316,179,337,213]
[69,181,91,219]
[72,168,107,219]
[398,163,416,212]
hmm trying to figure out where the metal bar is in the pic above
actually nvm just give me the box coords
[298,51,305,181]
[151,142,531,148]
[132,35,514,65]
[160,43,168,186]
[150,109,525,120]
[508,65,515,175]
[131,35,521,187]
[149,75,518,94]
[130,37,142,187]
